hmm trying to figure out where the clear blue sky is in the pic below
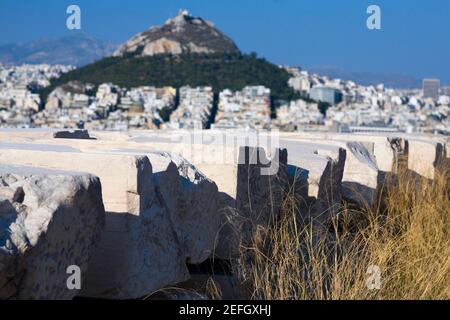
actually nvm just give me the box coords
[1,0,449,83]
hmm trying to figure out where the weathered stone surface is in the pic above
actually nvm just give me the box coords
[340,141,380,207]
[282,137,379,208]
[0,165,105,300]
[444,141,450,168]
[146,151,220,264]
[236,146,288,227]
[0,143,149,214]
[81,198,189,299]
[404,138,445,179]
[0,128,58,141]
[2,129,447,262]
[280,132,448,180]
[112,133,344,223]
[0,137,225,265]
[287,150,345,227]
[1,133,331,257]
[217,146,288,257]
[3,134,239,197]
[333,134,404,174]
[0,143,189,299]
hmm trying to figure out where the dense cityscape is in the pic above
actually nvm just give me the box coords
[0,62,448,135]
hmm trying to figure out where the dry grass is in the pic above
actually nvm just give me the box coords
[234,167,450,300]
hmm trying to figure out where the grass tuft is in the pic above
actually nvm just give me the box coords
[234,166,450,300]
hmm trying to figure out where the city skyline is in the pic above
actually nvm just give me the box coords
[0,0,449,83]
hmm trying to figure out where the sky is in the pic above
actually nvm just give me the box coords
[0,0,449,83]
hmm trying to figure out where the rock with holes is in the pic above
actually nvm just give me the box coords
[0,165,105,300]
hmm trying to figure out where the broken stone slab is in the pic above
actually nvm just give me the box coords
[281,137,380,208]
[148,142,288,259]
[221,146,289,255]
[266,139,346,229]
[87,129,450,177]
[356,133,446,179]
[0,128,61,143]
[5,132,375,207]
[115,131,371,208]
[335,135,405,174]
[0,143,189,299]
[2,138,240,226]
[3,136,240,198]
[1,137,222,265]
[445,141,450,168]
[136,145,287,260]
[119,133,343,215]
[378,134,447,179]
[0,165,105,300]
[332,133,445,179]
[81,197,189,299]
[0,142,149,214]
[5,130,254,184]
[122,129,450,178]
[0,138,229,264]
[237,146,288,226]
[96,129,449,180]
[143,151,221,264]
[2,133,342,256]
[404,138,446,180]
[286,150,345,227]
[0,133,370,249]
[281,131,448,180]
[279,132,402,174]
[329,141,379,207]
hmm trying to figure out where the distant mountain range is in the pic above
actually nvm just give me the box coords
[308,66,421,89]
[0,33,117,67]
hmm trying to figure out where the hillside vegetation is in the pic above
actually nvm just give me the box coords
[41,53,300,104]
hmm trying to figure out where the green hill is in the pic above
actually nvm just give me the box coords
[41,52,299,105]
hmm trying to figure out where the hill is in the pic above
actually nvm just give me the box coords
[41,52,299,103]
[114,10,239,57]
[40,11,299,105]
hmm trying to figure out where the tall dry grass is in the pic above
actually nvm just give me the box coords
[234,166,450,300]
